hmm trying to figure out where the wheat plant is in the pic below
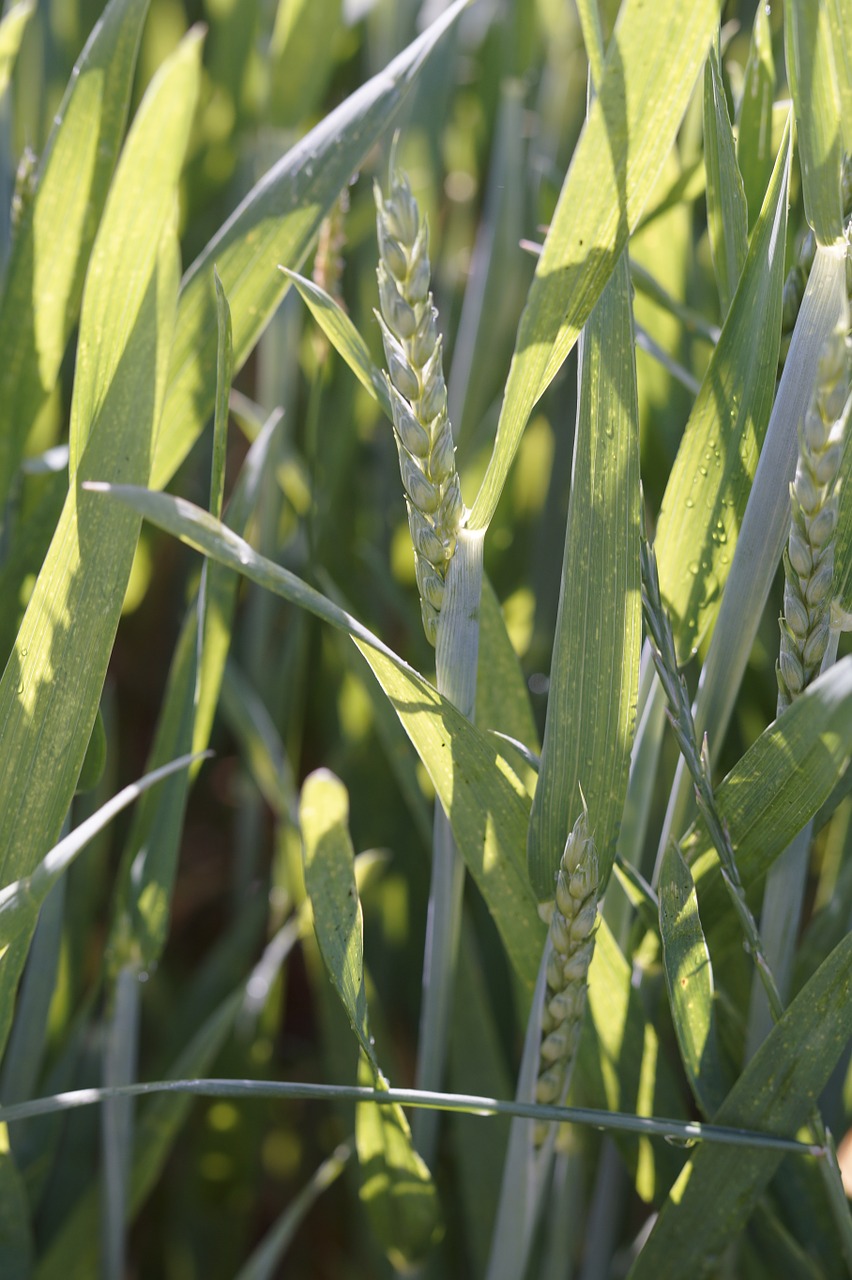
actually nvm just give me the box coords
[0,1,850,1278]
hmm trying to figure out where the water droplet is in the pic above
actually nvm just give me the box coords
[688,562,700,576]
[664,1133,698,1149]
[699,465,708,477]
[20,647,27,657]
[17,680,24,694]
[685,498,694,509]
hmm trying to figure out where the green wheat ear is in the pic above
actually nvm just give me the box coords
[777,324,851,708]
[535,807,599,1134]
[374,162,464,645]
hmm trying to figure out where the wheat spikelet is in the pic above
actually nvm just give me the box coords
[535,808,598,1129]
[777,325,850,708]
[374,163,463,645]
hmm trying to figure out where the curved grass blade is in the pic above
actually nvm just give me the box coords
[627,933,852,1279]
[654,117,791,662]
[280,268,390,411]
[659,841,730,1117]
[784,0,844,244]
[736,2,775,231]
[150,0,469,491]
[704,44,748,314]
[0,0,150,507]
[0,34,201,1059]
[468,0,718,532]
[0,752,205,950]
[82,482,545,987]
[527,253,641,900]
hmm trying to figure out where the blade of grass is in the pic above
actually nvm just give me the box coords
[659,841,731,1117]
[527,252,641,899]
[736,2,775,231]
[33,921,302,1280]
[0,0,150,508]
[654,115,791,663]
[704,42,748,314]
[0,33,201,1059]
[659,242,848,850]
[468,0,718,532]
[784,0,844,244]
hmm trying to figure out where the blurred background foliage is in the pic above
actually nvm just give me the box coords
[0,0,844,1276]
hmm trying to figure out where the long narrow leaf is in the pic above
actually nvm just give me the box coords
[654,118,791,661]
[468,0,718,532]
[527,253,641,898]
[0,0,149,506]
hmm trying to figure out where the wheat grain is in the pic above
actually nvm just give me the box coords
[777,325,850,708]
[375,164,463,644]
[535,808,598,1121]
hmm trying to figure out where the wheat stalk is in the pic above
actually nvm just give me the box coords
[374,162,463,644]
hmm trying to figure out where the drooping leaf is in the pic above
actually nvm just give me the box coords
[527,253,641,899]
[80,482,546,989]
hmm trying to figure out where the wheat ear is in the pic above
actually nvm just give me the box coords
[374,164,463,645]
[777,325,850,708]
[535,809,598,1120]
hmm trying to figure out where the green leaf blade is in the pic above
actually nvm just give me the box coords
[527,254,641,899]
[468,0,719,532]
[784,0,844,244]
[655,117,791,661]
[704,45,748,313]
[737,2,776,230]
[659,842,730,1117]
[0,0,150,507]
[300,770,374,1067]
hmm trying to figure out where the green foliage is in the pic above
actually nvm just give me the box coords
[0,2,849,1276]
